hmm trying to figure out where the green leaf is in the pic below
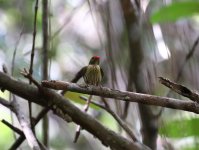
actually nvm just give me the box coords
[64,91,100,110]
[0,118,15,149]
[99,112,118,131]
[160,118,199,138]
[150,1,199,24]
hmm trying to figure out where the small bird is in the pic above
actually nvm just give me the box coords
[71,56,104,143]
[72,56,103,85]
[61,56,103,95]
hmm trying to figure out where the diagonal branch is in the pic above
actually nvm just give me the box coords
[1,119,23,135]
[11,99,41,150]
[80,96,138,142]
[10,107,50,150]
[159,77,199,103]
[0,96,41,150]
[0,96,50,150]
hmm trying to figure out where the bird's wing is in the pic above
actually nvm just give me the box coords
[71,66,87,83]
[100,67,104,79]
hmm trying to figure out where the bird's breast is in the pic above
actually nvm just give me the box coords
[84,65,102,85]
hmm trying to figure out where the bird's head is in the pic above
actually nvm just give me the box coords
[89,56,100,65]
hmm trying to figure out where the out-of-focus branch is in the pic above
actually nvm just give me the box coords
[175,36,199,81]
[29,0,39,129]
[120,0,157,148]
[29,0,39,78]
[10,25,24,142]
[51,1,85,40]
[0,72,149,150]
[41,80,199,114]
[42,0,49,147]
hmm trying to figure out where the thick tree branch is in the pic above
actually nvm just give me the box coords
[41,80,199,114]
[0,97,11,108]
[0,72,148,150]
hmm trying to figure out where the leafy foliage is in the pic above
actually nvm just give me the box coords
[65,91,100,110]
[160,117,199,138]
[150,1,199,23]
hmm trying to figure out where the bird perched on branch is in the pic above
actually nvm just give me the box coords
[61,56,104,142]
[61,56,103,95]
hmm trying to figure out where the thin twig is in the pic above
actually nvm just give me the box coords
[29,0,39,78]
[10,25,24,142]
[1,119,23,135]
[21,68,41,89]
[73,95,93,143]
[51,1,85,40]
[11,25,24,76]
[101,97,110,109]
[175,36,199,82]
[80,96,138,141]
[29,0,39,130]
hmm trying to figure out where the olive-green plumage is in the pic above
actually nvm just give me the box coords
[61,56,103,95]
[71,56,103,85]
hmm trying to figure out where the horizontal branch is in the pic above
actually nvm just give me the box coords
[41,80,199,114]
[0,72,148,150]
